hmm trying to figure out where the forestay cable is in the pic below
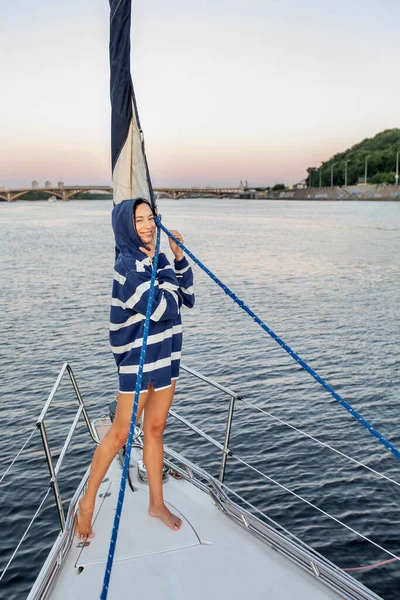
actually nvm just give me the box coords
[100,219,161,600]
[157,219,400,462]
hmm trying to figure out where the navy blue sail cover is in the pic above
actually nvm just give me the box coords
[109,0,155,207]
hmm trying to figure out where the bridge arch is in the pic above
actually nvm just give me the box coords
[155,192,174,200]
[13,190,64,201]
[64,187,113,200]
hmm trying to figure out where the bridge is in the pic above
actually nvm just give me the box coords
[0,185,113,202]
[0,185,249,202]
[154,187,240,199]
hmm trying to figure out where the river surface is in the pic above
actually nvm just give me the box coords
[1,199,399,599]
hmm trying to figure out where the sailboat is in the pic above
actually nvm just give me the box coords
[22,360,387,600]
[2,1,397,599]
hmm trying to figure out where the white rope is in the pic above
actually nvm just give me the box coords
[0,428,38,483]
[0,487,51,581]
[238,398,400,488]
[231,452,400,562]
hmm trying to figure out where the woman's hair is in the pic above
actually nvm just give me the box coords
[133,198,155,221]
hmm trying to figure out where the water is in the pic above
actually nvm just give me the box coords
[1,199,399,599]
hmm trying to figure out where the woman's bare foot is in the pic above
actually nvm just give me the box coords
[149,504,182,530]
[75,497,95,540]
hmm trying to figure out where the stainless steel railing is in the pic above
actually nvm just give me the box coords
[159,446,382,600]
[179,363,242,482]
[36,363,99,529]
[3,362,391,600]
[0,363,99,587]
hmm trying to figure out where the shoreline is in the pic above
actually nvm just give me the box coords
[2,197,400,203]
[2,184,400,203]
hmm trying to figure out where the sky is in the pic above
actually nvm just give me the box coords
[1,0,400,188]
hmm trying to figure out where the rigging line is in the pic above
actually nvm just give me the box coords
[0,427,37,484]
[343,558,398,572]
[0,487,51,582]
[100,220,161,600]
[232,453,400,563]
[238,398,400,488]
[156,220,400,463]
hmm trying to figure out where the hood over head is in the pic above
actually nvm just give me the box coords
[111,198,155,256]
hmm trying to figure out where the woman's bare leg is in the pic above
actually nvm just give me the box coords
[76,390,149,539]
[143,381,182,531]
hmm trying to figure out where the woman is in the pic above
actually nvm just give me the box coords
[76,198,195,538]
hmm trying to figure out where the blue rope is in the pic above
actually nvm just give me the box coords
[100,219,161,599]
[156,218,400,462]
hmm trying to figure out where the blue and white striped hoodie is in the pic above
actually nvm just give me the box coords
[110,199,195,394]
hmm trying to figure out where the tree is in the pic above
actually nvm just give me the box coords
[306,129,400,186]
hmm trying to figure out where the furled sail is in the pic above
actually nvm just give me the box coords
[109,0,155,208]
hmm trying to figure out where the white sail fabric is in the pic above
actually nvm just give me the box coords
[112,101,152,205]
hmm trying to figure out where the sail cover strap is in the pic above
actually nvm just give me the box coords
[109,0,156,208]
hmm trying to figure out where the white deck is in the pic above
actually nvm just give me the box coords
[49,446,347,600]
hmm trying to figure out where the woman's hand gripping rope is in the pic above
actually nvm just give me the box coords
[140,229,184,262]
[168,230,184,261]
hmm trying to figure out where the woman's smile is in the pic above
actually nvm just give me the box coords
[140,230,154,242]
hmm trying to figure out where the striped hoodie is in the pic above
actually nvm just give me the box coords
[110,199,195,394]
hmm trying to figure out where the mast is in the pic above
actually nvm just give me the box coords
[109,0,156,208]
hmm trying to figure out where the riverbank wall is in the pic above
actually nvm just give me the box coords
[265,184,400,201]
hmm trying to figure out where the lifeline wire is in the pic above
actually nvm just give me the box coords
[100,219,161,600]
[238,399,400,488]
[0,487,51,581]
[220,472,399,572]
[0,427,37,484]
[157,219,400,462]
[232,452,400,563]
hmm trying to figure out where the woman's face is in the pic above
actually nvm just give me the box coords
[134,202,155,245]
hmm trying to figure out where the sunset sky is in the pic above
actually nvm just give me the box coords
[1,0,399,188]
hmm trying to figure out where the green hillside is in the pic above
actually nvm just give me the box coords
[307,128,400,187]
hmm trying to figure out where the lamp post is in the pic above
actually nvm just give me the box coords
[396,151,399,186]
[344,160,350,187]
[364,155,370,185]
[331,163,336,188]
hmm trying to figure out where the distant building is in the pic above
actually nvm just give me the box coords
[32,180,39,189]
[58,181,64,188]
[45,181,52,188]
